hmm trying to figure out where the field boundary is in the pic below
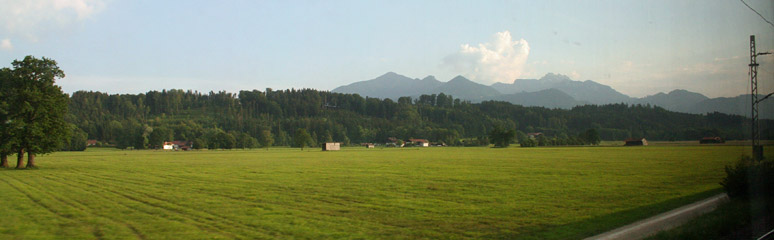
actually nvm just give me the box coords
[584,193,729,240]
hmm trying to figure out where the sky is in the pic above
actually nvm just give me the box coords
[1,0,773,98]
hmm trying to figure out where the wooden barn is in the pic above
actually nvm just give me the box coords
[624,138,648,146]
[322,142,341,151]
[699,137,724,144]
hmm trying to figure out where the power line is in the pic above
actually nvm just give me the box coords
[740,0,774,29]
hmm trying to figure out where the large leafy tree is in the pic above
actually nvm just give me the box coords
[489,127,516,148]
[581,128,601,145]
[0,67,16,167]
[258,130,274,150]
[7,56,70,168]
[293,128,313,150]
[148,126,173,149]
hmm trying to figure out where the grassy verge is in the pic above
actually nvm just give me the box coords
[647,197,774,240]
[510,189,724,240]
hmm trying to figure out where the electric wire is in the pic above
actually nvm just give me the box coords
[740,0,774,29]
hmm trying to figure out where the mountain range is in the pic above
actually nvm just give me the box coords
[333,72,773,119]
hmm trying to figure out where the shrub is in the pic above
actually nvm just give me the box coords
[720,156,774,199]
[520,139,537,147]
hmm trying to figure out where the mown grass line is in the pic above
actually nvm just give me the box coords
[37,169,245,239]
[0,175,99,239]
[65,168,407,239]
[8,172,147,240]
[1,145,755,239]
[68,174,300,239]
[41,171,255,239]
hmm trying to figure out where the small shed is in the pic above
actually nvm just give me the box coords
[624,138,648,146]
[86,140,97,146]
[322,142,341,151]
[699,137,724,144]
[365,143,375,148]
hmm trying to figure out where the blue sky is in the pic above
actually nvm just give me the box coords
[1,0,773,98]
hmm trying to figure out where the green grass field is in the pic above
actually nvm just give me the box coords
[0,145,764,239]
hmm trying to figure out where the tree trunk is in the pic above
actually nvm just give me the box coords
[0,153,8,168]
[26,152,35,168]
[15,148,24,169]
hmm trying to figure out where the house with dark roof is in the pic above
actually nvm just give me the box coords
[527,132,543,140]
[408,139,429,147]
[163,141,191,150]
[624,138,648,146]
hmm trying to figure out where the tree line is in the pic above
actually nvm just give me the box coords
[66,87,772,150]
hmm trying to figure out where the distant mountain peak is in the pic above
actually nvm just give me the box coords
[449,75,472,83]
[421,75,439,82]
[668,89,699,95]
[540,73,572,83]
[377,71,402,78]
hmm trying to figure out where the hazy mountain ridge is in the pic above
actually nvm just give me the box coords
[635,89,710,112]
[333,72,773,118]
[332,72,443,99]
[333,73,499,101]
[432,76,502,101]
[493,73,631,104]
[489,89,589,109]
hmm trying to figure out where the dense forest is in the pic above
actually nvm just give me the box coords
[66,88,773,149]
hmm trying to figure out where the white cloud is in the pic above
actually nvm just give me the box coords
[0,0,105,41]
[53,0,100,19]
[443,31,530,85]
[1,38,12,50]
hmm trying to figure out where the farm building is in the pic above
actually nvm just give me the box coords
[364,143,375,148]
[699,137,724,144]
[163,141,191,150]
[527,132,543,140]
[322,142,341,151]
[386,137,403,147]
[86,139,97,146]
[409,139,429,147]
[624,138,648,146]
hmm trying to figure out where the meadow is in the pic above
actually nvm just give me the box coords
[0,145,762,239]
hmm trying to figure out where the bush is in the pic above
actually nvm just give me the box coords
[720,156,774,199]
[520,139,537,147]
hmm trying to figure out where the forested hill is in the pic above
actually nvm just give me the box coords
[67,89,772,149]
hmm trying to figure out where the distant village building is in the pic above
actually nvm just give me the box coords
[86,140,97,146]
[322,142,341,151]
[364,143,375,148]
[408,139,429,147]
[624,138,648,146]
[386,137,403,147]
[527,132,543,140]
[163,141,191,151]
[699,137,724,144]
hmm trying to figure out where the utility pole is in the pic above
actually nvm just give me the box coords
[749,35,770,160]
